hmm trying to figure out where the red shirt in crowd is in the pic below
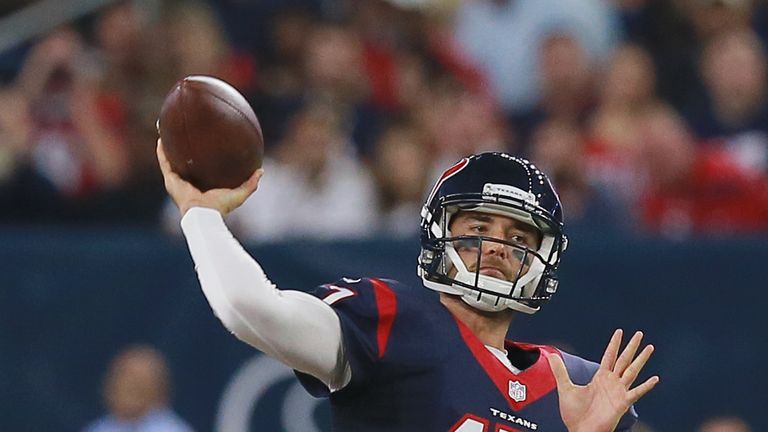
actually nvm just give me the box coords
[641,145,768,235]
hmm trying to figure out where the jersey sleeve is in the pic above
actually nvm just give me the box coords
[560,350,639,431]
[295,277,398,397]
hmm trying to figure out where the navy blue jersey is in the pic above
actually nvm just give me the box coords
[296,278,637,432]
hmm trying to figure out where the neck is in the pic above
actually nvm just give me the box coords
[440,294,514,351]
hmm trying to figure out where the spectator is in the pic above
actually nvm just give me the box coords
[352,0,487,112]
[370,120,430,237]
[698,416,752,432]
[589,43,658,153]
[353,0,420,112]
[303,23,368,109]
[453,0,620,114]
[681,0,754,41]
[226,103,377,242]
[82,345,193,432]
[88,0,171,188]
[585,43,658,213]
[301,22,384,158]
[685,27,768,174]
[3,2,181,224]
[164,1,257,94]
[620,0,757,110]
[617,0,700,110]
[538,33,596,121]
[0,85,30,186]
[16,27,130,192]
[0,85,42,219]
[529,119,630,232]
[5,26,132,221]
[251,6,316,146]
[639,104,768,237]
[513,32,597,153]
[631,421,658,432]
[46,0,181,224]
[529,120,589,216]
[416,79,510,174]
[389,50,431,116]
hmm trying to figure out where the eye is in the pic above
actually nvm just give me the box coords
[509,234,531,247]
[469,224,487,234]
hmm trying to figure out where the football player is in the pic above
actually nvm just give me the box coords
[157,141,658,432]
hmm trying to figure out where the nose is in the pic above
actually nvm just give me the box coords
[481,237,507,260]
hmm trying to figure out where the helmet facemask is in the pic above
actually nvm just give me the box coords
[420,202,564,314]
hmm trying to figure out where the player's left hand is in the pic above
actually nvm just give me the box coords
[547,329,659,432]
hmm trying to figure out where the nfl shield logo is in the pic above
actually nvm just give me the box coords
[508,380,527,402]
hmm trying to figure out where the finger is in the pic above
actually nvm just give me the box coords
[547,353,574,390]
[600,329,623,371]
[615,331,643,375]
[621,344,654,386]
[240,168,264,194]
[627,375,660,404]
[227,169,264,202]
[156,139,190,192]
[156,139,173,175]
[209,169,263,214]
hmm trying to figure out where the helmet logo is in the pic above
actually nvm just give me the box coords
[483,183,538,206]
[508,380,527,402]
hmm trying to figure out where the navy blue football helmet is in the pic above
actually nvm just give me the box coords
[418,152,568,313]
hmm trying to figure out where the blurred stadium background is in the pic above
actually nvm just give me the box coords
[1,0,766,431]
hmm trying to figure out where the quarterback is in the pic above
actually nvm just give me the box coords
[158,142,658,432]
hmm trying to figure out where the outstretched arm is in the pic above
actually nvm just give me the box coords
[158,140,350,390]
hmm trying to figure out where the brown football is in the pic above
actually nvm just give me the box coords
[158,75,263,191]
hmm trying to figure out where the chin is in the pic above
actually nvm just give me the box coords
[476,305,515,319]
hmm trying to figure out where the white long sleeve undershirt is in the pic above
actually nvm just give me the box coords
[180,207,351,390]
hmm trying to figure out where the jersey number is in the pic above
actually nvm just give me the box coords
[321,285,356,305]
[451,414,521,432]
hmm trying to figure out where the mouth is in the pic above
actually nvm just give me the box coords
[479,267,507,280]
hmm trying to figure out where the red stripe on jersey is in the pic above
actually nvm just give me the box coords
[453,315,559,411]
[371,278,397,359]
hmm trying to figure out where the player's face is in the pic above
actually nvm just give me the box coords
[448,211,541,281]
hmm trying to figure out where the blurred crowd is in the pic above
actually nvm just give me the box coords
[2,0,768,240]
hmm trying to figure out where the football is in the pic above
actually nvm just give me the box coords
[158,75,263,191]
